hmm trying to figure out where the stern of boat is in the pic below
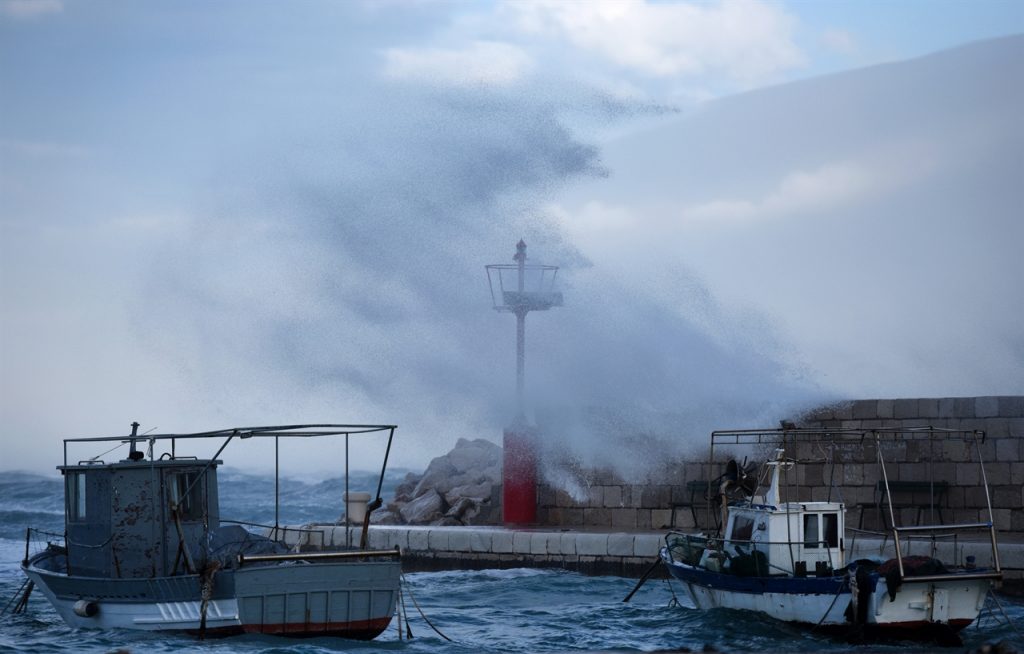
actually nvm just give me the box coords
[232,548,402,639]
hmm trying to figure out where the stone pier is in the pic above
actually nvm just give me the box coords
[277,524,1024,589]
[276,395,1023,591]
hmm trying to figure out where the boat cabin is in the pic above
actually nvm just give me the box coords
[704,450,846,577]
[60,456,220,579]
[718,501,845,577]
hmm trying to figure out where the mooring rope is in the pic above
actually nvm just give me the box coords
[623,556,662,602]
[12,581,34,614]
[197,560,221,640]
[811,576,847,631]
[398,583,413,640]
[66,534,115,549]
[1,579,33,616]
[986,588,1024,641]
[663,575,681,608]
[400,573,453,642]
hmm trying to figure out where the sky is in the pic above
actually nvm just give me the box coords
[1,0,1022,478]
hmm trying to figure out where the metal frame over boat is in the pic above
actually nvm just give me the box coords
[660,426,1002,644]
[21,423,402,639]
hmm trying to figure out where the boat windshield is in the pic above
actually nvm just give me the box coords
[804,513,839,548]
[730,515,755,541]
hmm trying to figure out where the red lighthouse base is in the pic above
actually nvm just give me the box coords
[502,426,538,525]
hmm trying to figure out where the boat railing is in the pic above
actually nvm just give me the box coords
[664,531,841,576]
[22,528,66,567]
[664,532,709,566]
[237,547,401,567]
[60,423,399,555]
[887,521,1003,585]
[221,517,375,552]
[870,426,1003,586]
[258,523,328,550]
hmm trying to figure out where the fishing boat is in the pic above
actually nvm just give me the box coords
[659,426,1002,644]
[19,423,402,639]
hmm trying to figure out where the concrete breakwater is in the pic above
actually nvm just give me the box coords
[274,396,1023,588]
[275,524,1024,588]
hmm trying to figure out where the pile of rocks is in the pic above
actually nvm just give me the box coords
[374,438,502,526]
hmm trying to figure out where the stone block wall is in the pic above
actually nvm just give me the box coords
[794,396,1024,533]
[536,460,710,531]
[535,396,1024,534]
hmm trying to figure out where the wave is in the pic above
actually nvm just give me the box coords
[0,474,63,539]
[0,511,64,541]
[0,468,413,536]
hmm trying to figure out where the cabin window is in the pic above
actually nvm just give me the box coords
[803,514,820,548]
[803,513,839,549]
[730,516,754,542]
[66,472,87,521]
[822,513,839,548]
[169,471,204,521]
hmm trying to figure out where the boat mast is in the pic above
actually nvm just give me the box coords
[763,448,790,506]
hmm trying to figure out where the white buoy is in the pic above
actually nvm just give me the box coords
[343,492,372,524]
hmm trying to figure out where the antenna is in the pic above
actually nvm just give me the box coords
[127,421,144,461]
[485,239,563,420]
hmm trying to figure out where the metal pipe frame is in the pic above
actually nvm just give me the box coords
[238,548,401,566]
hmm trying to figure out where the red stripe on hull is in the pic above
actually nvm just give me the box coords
[193,617,392,640]
[242,616,392,640]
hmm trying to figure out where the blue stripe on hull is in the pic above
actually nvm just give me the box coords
[665,560,848,595]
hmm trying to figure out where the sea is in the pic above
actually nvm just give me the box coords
[1,471,1021,653]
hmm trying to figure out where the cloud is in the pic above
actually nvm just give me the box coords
[10,4,1015,480]
[682,145,939,224]
[135,83,610,451]
[684,161,873,222]
[382,40,534,87]
[551,36,1024,402]
[1,0,62,19]
[503,0,803,82]
[821,28,858,56]
[0,139,87,158]
[125,75,827,481]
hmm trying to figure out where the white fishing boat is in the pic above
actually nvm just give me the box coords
[18,423,402,639]
[660,427,1002,644]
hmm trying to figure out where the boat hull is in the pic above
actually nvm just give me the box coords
[661,555,851,625]
[233,559,400,638]
[24,555,400,639]
[860,576,990,632]
[662,551,992,641]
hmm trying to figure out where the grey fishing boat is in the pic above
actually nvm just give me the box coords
[20,423,402,639]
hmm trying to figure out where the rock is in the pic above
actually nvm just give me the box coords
[370,509,401,525]
[444,481,492,506]
[393,471,423,502]
[431,516,462,527]
[482,463,501,482]
[445,496,482,522]
[413,456,457,497]
[399,489,444,524]
[447,438,501,472]
[387,437,503,526]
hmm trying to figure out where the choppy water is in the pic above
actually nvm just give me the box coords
[1,472,1021,653]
